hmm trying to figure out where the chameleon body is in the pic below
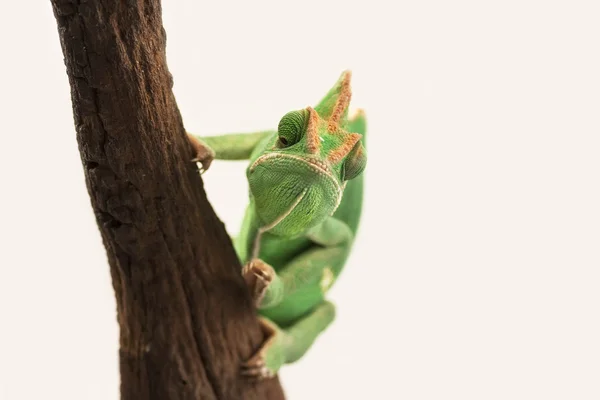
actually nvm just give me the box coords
[188,71,367,379]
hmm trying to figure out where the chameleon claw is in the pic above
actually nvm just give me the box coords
[191,158,212,174]
[240,356,267,377]
[195,164,208,175]
[240,363,275,381]
[243,356,266,368]
[252,264,273,282]
[190,159,208,175]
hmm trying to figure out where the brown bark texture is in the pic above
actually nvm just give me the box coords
[50,1,286,399]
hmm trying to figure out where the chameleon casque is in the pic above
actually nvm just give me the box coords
[187,71,367,379]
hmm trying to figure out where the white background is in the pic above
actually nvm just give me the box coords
[1,1,599,399]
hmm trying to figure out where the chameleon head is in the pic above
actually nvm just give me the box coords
[247,71,367,237]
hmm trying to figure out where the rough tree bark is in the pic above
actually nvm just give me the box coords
[50,1,286,399]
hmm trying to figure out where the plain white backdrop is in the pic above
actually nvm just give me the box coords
[1,1,599,399]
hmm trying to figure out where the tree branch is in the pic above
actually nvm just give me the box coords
[50,1,285,398]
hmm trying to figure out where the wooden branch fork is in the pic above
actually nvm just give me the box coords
[50,1,286,398]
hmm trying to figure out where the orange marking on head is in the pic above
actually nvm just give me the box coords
[305,106,321,154]
[327,71,352,132]
[327,133,362,164]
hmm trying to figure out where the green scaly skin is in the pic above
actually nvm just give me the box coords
[187,71,367,379]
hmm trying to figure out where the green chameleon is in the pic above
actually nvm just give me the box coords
[187,71,367,380]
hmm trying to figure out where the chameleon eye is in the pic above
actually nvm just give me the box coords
[277,109,308,147]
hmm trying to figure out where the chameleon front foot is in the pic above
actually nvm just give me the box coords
[186,133,215,173]
[241,318,284,381]
[242,259,276,308]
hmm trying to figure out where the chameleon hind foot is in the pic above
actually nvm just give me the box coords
[241,317,284,381]
[241,301,336,380]
[186,133,215,173]
[242,259,284,309]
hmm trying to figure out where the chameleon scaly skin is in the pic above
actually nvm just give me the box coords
[187,71,367,379]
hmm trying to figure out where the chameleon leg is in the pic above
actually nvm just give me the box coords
[238,218,350,380]
[241,301,336,380]
[186,130,274,172]
[254,217,353,315]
